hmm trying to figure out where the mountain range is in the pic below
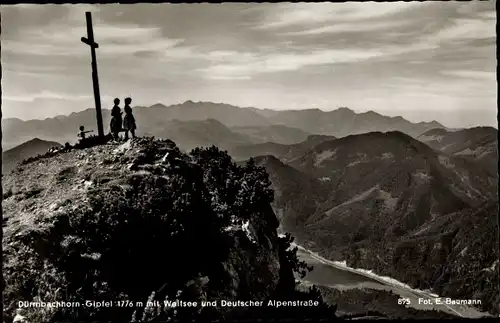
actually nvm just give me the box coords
[2,101,445,150]
[2,102,497,315]
[251,107,445,139]
[254,129,498,315]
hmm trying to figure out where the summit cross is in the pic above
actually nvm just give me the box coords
[81,11,105,138]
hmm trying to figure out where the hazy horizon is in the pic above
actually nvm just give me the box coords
[3,102,497,131]
[1,3,497,128]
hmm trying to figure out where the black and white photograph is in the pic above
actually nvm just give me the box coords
[1,2,498,322]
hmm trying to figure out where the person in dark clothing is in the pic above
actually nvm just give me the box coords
[110,98,123,141]
[123,97,137,140]
[62,142,73,152]
[78,125,93,141]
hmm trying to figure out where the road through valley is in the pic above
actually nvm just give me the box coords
[295,245,491,319]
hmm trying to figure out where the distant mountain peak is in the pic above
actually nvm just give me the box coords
[176,100,240,109]
[253,154,282,165]
[7,137,61,150]
[306,134,336,140]
[203,118,226,125]
[361,110,381,116]
[310,130,432,156]
[417,120,444,128]
[429,120,443,126]
[331,106,355,114]
[385,130,413,138]
[2,117,24,122]
[419,128,449,137]
[469,126,498,131]
[3,137,62,174]
[150,103,167,109]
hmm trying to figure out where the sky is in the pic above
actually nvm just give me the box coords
[1,2,497,128]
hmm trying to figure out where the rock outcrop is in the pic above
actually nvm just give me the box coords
[2,138,336,322]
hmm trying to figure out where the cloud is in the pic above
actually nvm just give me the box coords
[381,70,495,102]
[208,75,253,81]
[198,48,384,80]
[205,50,243,60]
[278,20,407,36]
[477,11,496,20]
[8,4,39,9]
[2,63,69,76]
[3,23,185,57]
[3,91,98,103]
[440,70,496,81]
[197,37,450,81]
[63,4,101,23]
[425,18,496,45]
[254,2,421,30]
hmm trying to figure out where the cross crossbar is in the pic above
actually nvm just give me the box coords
[81,37,99,48]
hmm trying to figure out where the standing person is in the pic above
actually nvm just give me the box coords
[110,98,123,141]
[123,97,137,140]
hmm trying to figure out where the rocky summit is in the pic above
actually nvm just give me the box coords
[2,138,336,323]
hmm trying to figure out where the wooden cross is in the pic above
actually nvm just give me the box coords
[81,11,104,138]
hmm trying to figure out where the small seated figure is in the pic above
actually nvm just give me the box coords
[78,126,93,142]
[62,142,73,152]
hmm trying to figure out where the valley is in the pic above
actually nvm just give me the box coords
[295,246,490,319]
[254,129,498,316]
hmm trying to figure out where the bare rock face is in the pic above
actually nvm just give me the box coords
[2,138,291,322]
